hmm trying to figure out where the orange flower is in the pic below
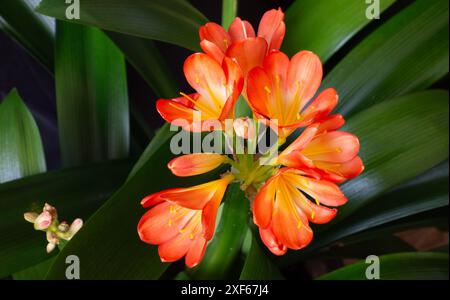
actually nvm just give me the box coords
[247,51,338,140]
[252,168,347,255]
[200,8,285,75]
[278,123,364,183]
[156,53,243,132]
[138,175,233,267]
[168,153,229,177]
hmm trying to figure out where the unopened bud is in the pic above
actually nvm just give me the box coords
[66,218,83,240]
[43,203,57,219]
[58,221,69,232]
[46,231,59,245]
[46,242,56,253]
[34,211,53,230]
[24,212,38,223]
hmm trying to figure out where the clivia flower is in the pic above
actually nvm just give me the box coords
[156,53,243,132]
[139,8,364,268]
[247,51,342,141]
[138,174,234,267]
[24,203,83,253]
[200,8,285,75]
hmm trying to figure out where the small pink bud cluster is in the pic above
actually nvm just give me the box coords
[24,203,83,253]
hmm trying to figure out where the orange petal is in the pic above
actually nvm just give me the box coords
[184,53,227,116]
[317,114,345,133]
[294,174,348,207]
[303,131,360,163]
[219,57,244,119]
[253,177,276,228]
[257,8,286,51]
[185,235,208,268]
[200,39,226,63]
[158,232,192,263]
[272,192,313,250]
[280,124,319,160]
[262,50,289,84]
[138,202,193,245]
[155,178,231,210]
[301,88,338,122]
[168,153,228,177]
[246,67,271,118]
[199,22,231,53]
[286,51,323,108]
[317,156,365,182]
[201,176,232,240]
[226,37,268,76]
[259,225,287,256]
[228,17,255,41]
[156,99,204,132]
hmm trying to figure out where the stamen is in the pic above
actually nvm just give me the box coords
[311,211,316,220]
[264,86,272,94]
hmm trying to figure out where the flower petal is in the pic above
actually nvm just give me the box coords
[317,114,345,133]
[301,88,338,122]
[253,177,276,228]
[286,51,323,108]
[226,37,268,76]
[257,8,285,51]
[259,225,287,256]
[228,17,256,41]
[246,66,271,118]
[200,39,226,63]
[316,156,365,182]
[303,131,360,163]
[199,22,231,53]
[185,235,208,268]
[138,202,193,245]
[158,233,192,263]
[168,153,228,177]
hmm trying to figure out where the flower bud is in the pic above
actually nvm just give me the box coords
[66,218,83,240]
[43,203,57,219]
[24,212,39,223]
[34,211,53,230]
[58,221,69,232]
[46,242,56,253]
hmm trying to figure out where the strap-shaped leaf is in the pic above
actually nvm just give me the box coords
[326,0,449,116]
[0,160,132,278]
[36,0,208,51]
[339,90,449,219]
[283,0,395,60]
[0,89,46,183]
[318,252,449,280]
[0,0,54,71]
[55,21,129,166]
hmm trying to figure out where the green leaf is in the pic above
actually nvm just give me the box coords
[240,234,284,280]
[106,32,179,98]
[0,160,132,278]
[325,0,449,116]
[55,21,129,166]
[191,183,249,279]
[45,125,221,279]
[318,252,449,280]
[339,90,449,219]
[12,258,55,280]
[0,89,46,183]
[283,0,395,61]
[36,0,208,51]
[0,0,54,71]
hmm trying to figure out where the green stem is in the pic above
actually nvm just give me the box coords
[222,0,238,28]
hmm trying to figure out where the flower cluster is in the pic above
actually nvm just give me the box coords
[138,9,364,267]
[24,203,83,253]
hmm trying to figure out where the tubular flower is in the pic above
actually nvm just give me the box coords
[200,8,285,75]
[253,168,347,255]
[138,174,234,267]
[157,53,243,132]
[168,153,229,177]
[278,124,364,183]
[247,50,338,140]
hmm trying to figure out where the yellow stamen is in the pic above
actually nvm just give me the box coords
[264,86,272,94]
